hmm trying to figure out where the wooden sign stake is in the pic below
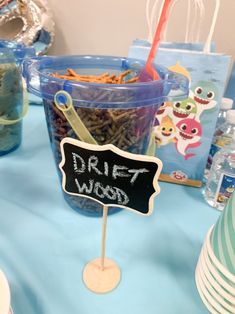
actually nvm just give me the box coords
[83,205,121,294]
[101,205,108,271]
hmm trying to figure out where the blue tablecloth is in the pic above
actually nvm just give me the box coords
[0,106,220,314]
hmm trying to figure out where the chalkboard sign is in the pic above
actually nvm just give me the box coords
[59,138,162,215]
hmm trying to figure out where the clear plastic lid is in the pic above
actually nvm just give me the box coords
[221,97,233,110]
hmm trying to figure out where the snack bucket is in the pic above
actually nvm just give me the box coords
[24,55,189,216]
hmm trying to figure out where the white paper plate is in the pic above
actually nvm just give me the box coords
[0,270,11,314]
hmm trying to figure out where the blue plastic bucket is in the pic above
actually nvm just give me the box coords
[25,55,189,216]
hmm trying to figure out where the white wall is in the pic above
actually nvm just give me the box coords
[47,0,235,60]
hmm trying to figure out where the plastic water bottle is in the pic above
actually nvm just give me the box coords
[206,109,235,172]
[215,98,233,129]
[204,131,235,210]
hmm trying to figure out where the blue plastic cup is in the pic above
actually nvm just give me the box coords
[0,41,35,155]
[0,40,35,66]
[25,55,189,216]
[0,49,24,155]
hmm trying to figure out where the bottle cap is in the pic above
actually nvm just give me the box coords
[221,98,233,110]
[226,110,235,124]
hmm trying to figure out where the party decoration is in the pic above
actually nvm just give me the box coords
[59,137,162,293]
[0,0,55,55]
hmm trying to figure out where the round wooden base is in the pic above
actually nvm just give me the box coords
[83,258,121,294]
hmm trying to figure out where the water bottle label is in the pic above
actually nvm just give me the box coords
[215,173,235,204]
[209,144,221,158]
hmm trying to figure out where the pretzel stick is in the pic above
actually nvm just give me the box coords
[51,69,139,84]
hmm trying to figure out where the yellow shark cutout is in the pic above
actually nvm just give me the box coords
[155,115,176,147]
[169,62,191,82]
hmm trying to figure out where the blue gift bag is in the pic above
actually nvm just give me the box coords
[225,62,235,105]
[129,0,231,187]
[144,40,216,52]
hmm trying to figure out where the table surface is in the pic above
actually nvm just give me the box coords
[0,105,220,314]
